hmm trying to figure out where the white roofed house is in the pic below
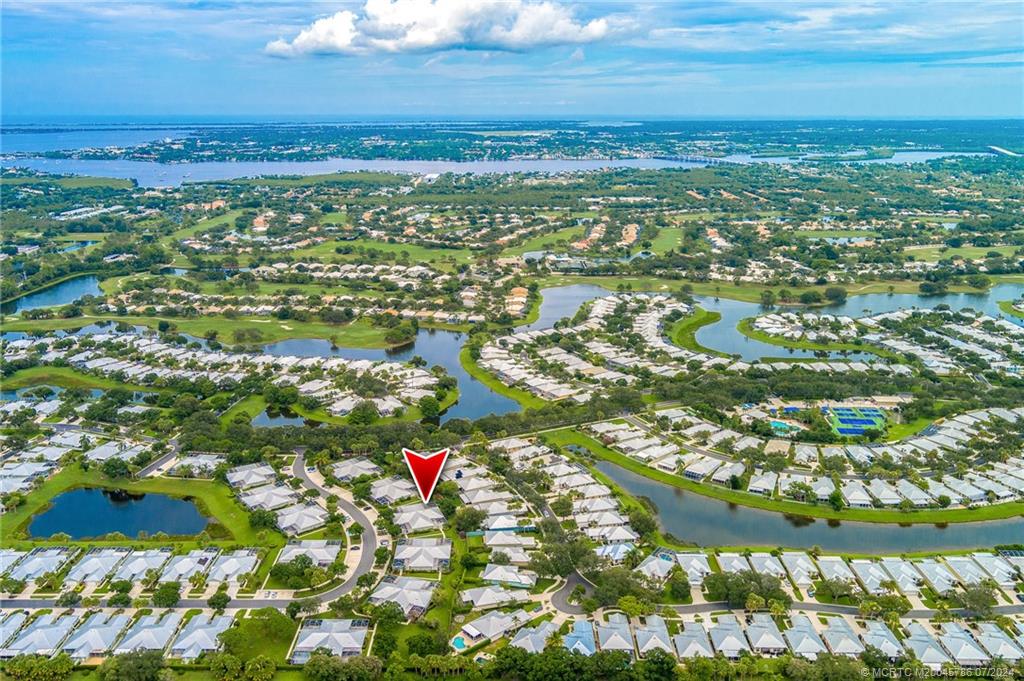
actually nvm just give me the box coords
[635,615,672,657]
[393,537,452,572]
[748,553,786,579]
[815,556,857,585]
[784,615,826,660]
[460,585,529,609]
[0,612,27,648]
[276,503,328,536]
[330,457,382,482]
[240,484,299,511]
[916,559,957,594]
[635,553,676,583]
[160,548,219,583]
[277,540,342,567]
[780,552,818,589]
[481,563,537,589]
[745,613,787,655]
[114,549,172,582]
[9,547,75,583]
[62,612,130,661]
[969,552,1018,588]
[974,622,1024,663]
[709,615,751,659]
[0,612,79,658]
[114,611,183,654]
[370,477,417,504]
[226,463,277,489]
[459,609,531,645]
[903,623,951,671]
[850,559,891,595]
[861,620,902,660]
[66,547,131,586]
[717,553,751,574]
[880,557,923,594]
[393,503,445,534]
[821,618,864,658]
[673,621,714,659]
[509,620,558,654]
[290,619,368,662]
[675,552,713,585]
[369,576,437,619]
[597,613,635,657]
[945,555,988,585]
[169,613,233,661]
[209,550,259,583]
[937,623,990,668]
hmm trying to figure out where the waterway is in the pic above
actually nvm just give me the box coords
[261,328,520,422]
[595,461,1024,552]
[693,283,1024,360]
[1,275,103,314]
[0,152,984,188]
[28,488,209,539]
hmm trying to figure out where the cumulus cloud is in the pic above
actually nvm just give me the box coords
[265,0,628,57]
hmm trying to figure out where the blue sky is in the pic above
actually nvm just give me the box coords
[2,1,1022,120]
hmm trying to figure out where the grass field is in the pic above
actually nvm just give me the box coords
[3,366,157,393]
[542,428,1024,527]
[162,209,244,248]
[999,300,1024,319]
[2,467,284,548]
[667,307,725,355]
[288,238,475,269]
[501,225,585,256]
[1,313,396,348]
[905,244,1020,262]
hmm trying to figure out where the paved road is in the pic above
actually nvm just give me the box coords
[550,571,588,615]
[290,454,378,602]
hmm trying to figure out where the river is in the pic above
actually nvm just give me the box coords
[596,461,1024,552]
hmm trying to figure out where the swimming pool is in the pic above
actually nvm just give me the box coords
[452,636,467,650]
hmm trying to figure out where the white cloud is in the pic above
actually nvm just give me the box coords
[265,0,630,57]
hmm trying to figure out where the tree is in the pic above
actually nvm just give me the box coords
[209,653,243,681]
[372,602,405,631]
[406,632,446,656]
[627,507,657,537]
[417,395,440,420]
[955,582,998,619]
[101,457,131,478]
[452,506,487,532]
[242,656,275,681]
[824,287,848,303]
[98,651,164,681]
[151,581,180,607]
[208,591,231,611]
[667,571,691,600]
[617,594,653,617]
[249,509,278,530]
[3,654,75,681]
[549,496,573,516]
[745,592,765,612]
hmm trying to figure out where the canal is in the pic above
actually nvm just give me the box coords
[596,461,1024,553]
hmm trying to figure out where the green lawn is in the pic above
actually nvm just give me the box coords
[162,209,245,247]
[542,428,1024,527]
[221,395,268,425]
[1,314,396,348]
[2,466,284,549]
[501,225,586,256]
[289,238,475,270]
[668,307,725,356]
[905,244,1020,262]
[999,300,1024,319]
[2,366,157,393]
[648,227,685,254]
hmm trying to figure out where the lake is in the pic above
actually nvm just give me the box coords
[262,328,521,422]
[596,461,1024,552]
[28,488,209,539]
[0,127,191,153]
[1,275,102,314]
[693,283,1024,360]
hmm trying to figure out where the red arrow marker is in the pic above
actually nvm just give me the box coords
[401,448,451,504]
